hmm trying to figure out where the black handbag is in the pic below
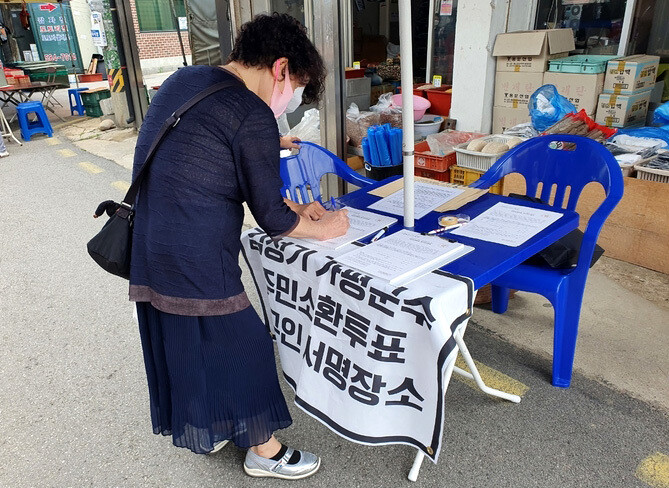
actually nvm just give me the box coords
[87,80,237,279]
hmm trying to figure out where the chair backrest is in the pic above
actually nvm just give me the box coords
[280,141,374,203]
[471,135,624,273]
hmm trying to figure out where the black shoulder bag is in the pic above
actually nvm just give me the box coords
[87,80,236,279]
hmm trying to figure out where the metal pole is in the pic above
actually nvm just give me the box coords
[425,0,436,84]
[169,0,188,66]
[58,1,79,88]
[399,0,415,229]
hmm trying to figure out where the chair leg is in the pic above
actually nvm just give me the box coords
[490,284,510,314]
[551,285,584,388]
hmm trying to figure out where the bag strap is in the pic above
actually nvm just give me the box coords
[120,79,240,207]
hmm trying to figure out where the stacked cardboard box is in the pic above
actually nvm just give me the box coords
[492,29,575,134]
[595,55,660,128]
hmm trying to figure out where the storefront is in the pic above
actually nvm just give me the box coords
[0,0,83,72]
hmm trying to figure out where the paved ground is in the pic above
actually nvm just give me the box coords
[1,129,668,487]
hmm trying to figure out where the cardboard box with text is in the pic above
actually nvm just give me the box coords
[543,71,604,115]
[494,71,545,108]
[493,29,575,73]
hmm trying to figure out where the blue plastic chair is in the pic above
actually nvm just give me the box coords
[280,141,375,203]
[16,101,53,141]
[68,87,89,116]
[469,135,624,387]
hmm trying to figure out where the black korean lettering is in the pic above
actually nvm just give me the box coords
[314,295,343,335]
[278,317,303,353]
[285,244,317,272]
[297,288,314,320]
[263,269,276,291]
[302,336,325,372]
[401,297,434,329]
[322,347,351,390]
[342,310,370,348]
[385,377,425,411]
[348,364,387,405]
[275,274,297,309]
[315,259,342,285]
[368,325,407,363]
[368,287,400,317]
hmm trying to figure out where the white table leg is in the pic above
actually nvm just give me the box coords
[408,451,424,482]
[453,332,521,403]
[407,344,460,481]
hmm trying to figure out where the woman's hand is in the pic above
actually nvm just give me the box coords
[297,201,327,221]
[316,209,350,240]
[280,135,301,149]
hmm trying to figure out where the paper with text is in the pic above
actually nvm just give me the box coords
[336,229,473,286]
[300,207,398,250]
[449,202,563,247]
[367,182,465,219]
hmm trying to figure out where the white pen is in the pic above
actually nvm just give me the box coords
[370,227,388,243]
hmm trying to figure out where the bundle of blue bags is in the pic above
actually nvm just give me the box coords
[362,123,403,167]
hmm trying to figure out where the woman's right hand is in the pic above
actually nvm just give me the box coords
[317,209,349,240]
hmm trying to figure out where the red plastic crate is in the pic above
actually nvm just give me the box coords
[426,86,452,116]
[399,83,430,98]
[414,140,457,172]
[414,167,451,182]
[345,68,365,79]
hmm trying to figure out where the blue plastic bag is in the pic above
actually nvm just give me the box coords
[612,126,669,147]
[652,101,669,128]
[528,84,577,132]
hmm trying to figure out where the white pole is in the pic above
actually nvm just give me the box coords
[617,0,636,56]
[399,0,415,229]
[425,0,436,84]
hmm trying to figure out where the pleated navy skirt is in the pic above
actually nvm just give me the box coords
[136,302,293,453]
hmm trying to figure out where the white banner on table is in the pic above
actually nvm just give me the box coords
[241,229,474,462]
[449,202,563,247]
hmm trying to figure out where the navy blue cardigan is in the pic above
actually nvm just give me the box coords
[129,66,298,315]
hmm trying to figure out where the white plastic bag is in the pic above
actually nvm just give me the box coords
[288,108,320,145]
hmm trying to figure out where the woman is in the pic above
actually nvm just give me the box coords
[129,14,349,480]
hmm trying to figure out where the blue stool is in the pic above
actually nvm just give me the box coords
[68,87,88,116]
[17,101,53,141]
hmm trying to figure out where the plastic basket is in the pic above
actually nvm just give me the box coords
[80,89,111,104]
[414,167,451,182]
[548,55,619,74]
[414,140,457,172]
[425,86,452,116]
[634,163,669,183]
[454,135,518,171]
[450,165,504,195]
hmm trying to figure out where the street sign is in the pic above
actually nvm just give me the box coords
[40,3,57,12]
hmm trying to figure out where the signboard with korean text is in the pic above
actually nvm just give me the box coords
[29,3,84,72]
[241,229,474,461]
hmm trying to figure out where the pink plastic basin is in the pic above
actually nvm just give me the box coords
[390,94,431,121]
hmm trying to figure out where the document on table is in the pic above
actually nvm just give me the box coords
[300,207,398,250]
[449,202,563,247]
[366,181,465,219]
[336,229,474,286]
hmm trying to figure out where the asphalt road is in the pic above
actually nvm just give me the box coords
[1,133,667,488]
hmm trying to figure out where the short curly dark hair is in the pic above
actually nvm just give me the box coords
[228,13,326,104]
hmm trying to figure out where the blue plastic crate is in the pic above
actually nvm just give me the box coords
[548,55,620,74]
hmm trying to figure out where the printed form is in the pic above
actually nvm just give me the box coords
[336,229,473,286]
[449,202,563,247]
[367,182,465,219]
[301,207,397,250]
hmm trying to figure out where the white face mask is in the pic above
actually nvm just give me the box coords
[284,86,305,114]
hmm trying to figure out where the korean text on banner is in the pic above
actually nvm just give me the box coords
[241,229,474,461]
